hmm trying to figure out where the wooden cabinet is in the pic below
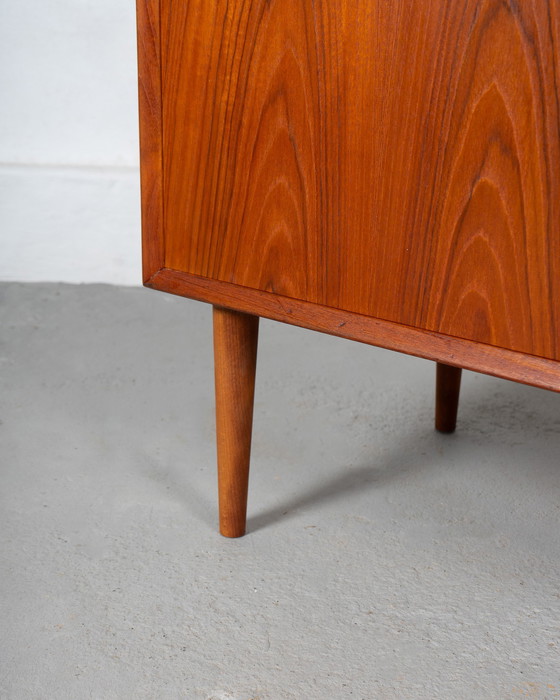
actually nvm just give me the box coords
[136,0,560,536]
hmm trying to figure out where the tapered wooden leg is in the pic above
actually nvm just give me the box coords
[435,362,462,433]
[213,306,259,538]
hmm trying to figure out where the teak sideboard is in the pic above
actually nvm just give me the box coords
[136,0,560,537]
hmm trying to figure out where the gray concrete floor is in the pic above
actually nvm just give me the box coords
[1,282,560,699]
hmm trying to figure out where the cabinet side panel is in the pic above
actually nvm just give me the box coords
[161,1,328,302]
[160,0,560,361]
[329,0,560,359]
[417,1,560,359]
[136,0,164,281]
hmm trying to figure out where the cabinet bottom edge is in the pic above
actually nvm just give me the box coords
[146,267,560,393]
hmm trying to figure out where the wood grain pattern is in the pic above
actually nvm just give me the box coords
[435,363,463,433]
[213,306,259,538]
[157,0,560,361]
[148,268,560,394]
[136,0,165,281]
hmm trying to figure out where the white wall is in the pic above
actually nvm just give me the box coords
[0,1,142,285]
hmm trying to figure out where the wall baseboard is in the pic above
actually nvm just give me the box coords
[0,165,142,287]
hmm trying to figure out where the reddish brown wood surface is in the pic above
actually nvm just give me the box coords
[148,268,560,394]
[213,307,259,538]
[435,363,463,433]
[136,0,164,281]
[155,0,560,361]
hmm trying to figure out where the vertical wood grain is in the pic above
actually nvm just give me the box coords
[213,306,259,538]
[157,0,560,361]
[421,1,560,358]
[435,363,463,434]
[136,0,164,281]
[161,1,334,303]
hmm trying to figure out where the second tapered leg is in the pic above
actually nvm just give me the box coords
[213,306,259,538]
[435,362,462,433]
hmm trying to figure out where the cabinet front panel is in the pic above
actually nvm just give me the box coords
[161,0,560,360]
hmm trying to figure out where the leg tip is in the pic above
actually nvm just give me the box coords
[219,525,246,538]
[435,421,457,434]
